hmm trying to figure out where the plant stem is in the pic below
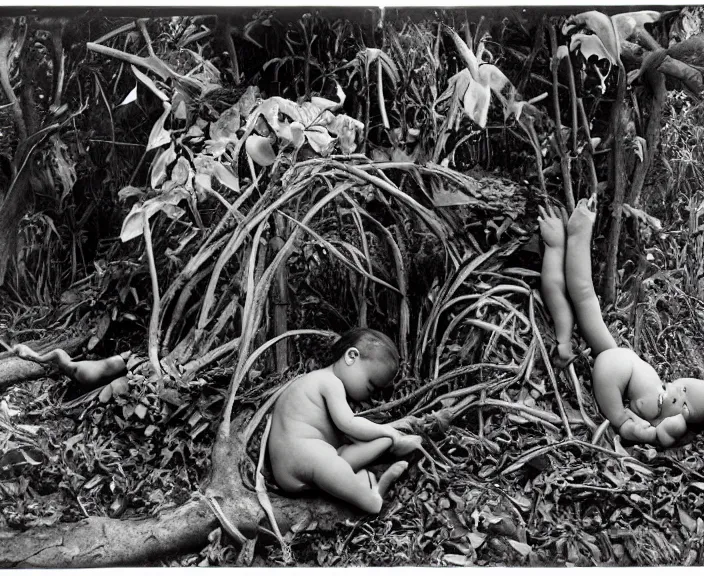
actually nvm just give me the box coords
[143,211,163,381]
[548,24,575,212]
[603,64,627,305]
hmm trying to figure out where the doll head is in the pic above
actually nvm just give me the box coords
[661,378,704,424]
[330,328,399,402]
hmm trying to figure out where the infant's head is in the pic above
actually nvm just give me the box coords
[330,328,399,402]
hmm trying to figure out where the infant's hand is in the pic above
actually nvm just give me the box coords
[619,413,657,443]
[391,434,423,456]
[538,204,568,248]
[566,198,596,236]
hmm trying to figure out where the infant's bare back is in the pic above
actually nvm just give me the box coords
[270,370,343,450]
[268,370,346,491]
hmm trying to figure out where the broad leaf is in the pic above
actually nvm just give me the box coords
[563,10,621,63]
[147,102,172,151]
[150,143,176,189]
[245,134,277,166]
[463,77,491,128]
[304,126,335,155]
[120,188,190,242]
[212,163,240,192]
[612,10,660,42]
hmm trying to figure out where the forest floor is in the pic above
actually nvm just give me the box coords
[3,256,704,567]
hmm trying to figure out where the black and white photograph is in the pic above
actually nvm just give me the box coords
[1,2,704,568]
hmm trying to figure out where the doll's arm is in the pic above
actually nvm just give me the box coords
[654,414,687,448]
[618,414,657,443]
[592,349,655,439]
[321,377,400,443]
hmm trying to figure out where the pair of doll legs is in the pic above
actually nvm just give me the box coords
[538,198,618,361]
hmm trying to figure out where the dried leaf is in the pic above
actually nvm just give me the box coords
[507,539,532,557]
[52,137,77,202]
[159,388,183,406]
[467,531,487,549]
[444,554,472,566]
[134,404,148,419]
[679,507,697,533]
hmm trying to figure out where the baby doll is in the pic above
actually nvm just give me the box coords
[268,328,422,513]
[538,199,704,447]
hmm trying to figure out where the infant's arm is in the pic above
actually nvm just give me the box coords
[655,414,687,448]
[320,377,399,443]
[592,349,655,439]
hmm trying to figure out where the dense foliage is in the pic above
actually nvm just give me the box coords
[2,6,704,567]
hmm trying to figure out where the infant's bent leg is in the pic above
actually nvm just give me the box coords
[565,222,617,355]
[309,442,384,513]
[337,437,393,472]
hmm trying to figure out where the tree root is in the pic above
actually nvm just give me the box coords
[0,413,357,568]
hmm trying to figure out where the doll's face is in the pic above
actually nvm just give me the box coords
[659,382,688,419]
[666,379,704,423]
[632,381,687,422]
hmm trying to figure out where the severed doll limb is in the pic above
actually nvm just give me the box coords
[538,204,576,366]
[565,199,618,356]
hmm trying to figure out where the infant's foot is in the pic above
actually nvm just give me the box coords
[377,461,408,497]
[566,198,596,237]
[391,434,423,456]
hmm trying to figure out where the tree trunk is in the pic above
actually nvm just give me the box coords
[0,167,32,285]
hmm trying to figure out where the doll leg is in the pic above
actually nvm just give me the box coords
[337,437,393,472]
[565,199,617,355]
[538,206,575,365]
[309,440,407,514]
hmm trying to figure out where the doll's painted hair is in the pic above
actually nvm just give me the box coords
[330,328,399,373]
